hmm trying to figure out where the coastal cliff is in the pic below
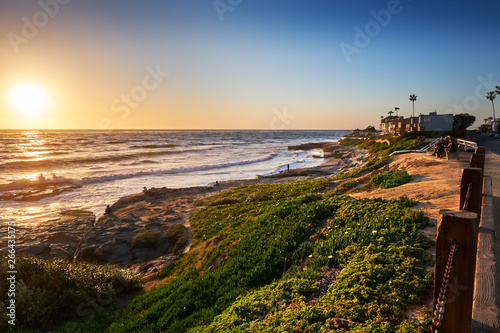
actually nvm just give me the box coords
[72,143,369,275]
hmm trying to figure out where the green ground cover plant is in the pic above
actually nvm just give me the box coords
[0,255,141,332]
[339,136,427,157]
[357,170,413,192]
[331,156,388,181]
[109,175,433,332]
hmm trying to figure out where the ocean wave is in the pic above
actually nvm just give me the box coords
[129,160,160,166]
[79,153,278,184]
[131,144,178,149]
[0,147,216,170]
[0,173,82,192]
[0,154,278,192]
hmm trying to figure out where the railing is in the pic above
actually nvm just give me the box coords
[388,137,441,156]
[389,138,479,157]
[457,139,478,152]
[429,147,499,332]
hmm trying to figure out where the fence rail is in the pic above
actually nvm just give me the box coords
[389,138,441,156]
[430,146,499,332]
[457,139,478,152]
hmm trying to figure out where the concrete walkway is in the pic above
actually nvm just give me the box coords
[484,153,500,320]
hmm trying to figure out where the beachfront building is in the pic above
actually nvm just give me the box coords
[381,111,453,135]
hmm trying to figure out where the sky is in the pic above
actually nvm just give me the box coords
[1,0,500,130]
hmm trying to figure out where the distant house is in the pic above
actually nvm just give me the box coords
[381,112,453,135]
[415,112,453,132]
[381,116,409,135]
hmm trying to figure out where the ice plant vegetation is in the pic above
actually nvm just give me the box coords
[109,180,433,332]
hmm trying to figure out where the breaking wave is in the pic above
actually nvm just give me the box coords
[0,154,277,194]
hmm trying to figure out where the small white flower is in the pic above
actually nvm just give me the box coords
[372,230,378,234]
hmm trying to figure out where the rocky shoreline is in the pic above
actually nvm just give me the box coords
[3,142,369,276]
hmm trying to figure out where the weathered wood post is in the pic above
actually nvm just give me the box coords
[474,146,486,155]
[469,153,485,190]
[460,168,483,226]
[432,210,478,332]
[470,153,485,171]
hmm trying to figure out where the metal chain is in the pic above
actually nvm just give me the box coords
[429,241,459,333]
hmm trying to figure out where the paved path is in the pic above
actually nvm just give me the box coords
[468,133,500,316]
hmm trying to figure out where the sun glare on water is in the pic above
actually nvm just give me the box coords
[8,83,51,115]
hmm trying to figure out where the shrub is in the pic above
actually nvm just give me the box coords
[332,180,358,194]
[131,230,160,249]
[0,255,141,332]
[368,170,413,189]
[164,224,190,254]
[339,136,427,157]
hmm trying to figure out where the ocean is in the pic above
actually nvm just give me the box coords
[0,130,349,225]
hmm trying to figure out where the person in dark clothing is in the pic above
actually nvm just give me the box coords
[447,139,457,153]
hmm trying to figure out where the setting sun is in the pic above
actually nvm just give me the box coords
[8,83,50,115]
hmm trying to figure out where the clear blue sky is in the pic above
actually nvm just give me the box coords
[2,0,500,129]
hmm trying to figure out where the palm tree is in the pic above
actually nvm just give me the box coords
[484,118,489,124]
[496,86,500,95]
[387,110,394,117]
[394,107,400,117]
[486,91,497,132]
[409,94,417,117]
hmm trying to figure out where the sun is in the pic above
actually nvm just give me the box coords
[8,83,51,115]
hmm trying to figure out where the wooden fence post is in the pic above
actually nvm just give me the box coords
[470,153,485,170]
[433,209,478,332]
[475,146,486,155]
[460,168,483,225]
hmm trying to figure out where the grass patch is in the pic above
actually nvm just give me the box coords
[339,136,427,158]
[357,170,413,192]
[131,230,160,249]
[0,255,141,332]
[164,224,190,254]
[331,180,358,195]
[331,156,389,181]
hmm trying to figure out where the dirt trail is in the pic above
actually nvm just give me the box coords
[351,152,471,224]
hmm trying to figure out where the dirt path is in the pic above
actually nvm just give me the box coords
[350,152,471,227]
